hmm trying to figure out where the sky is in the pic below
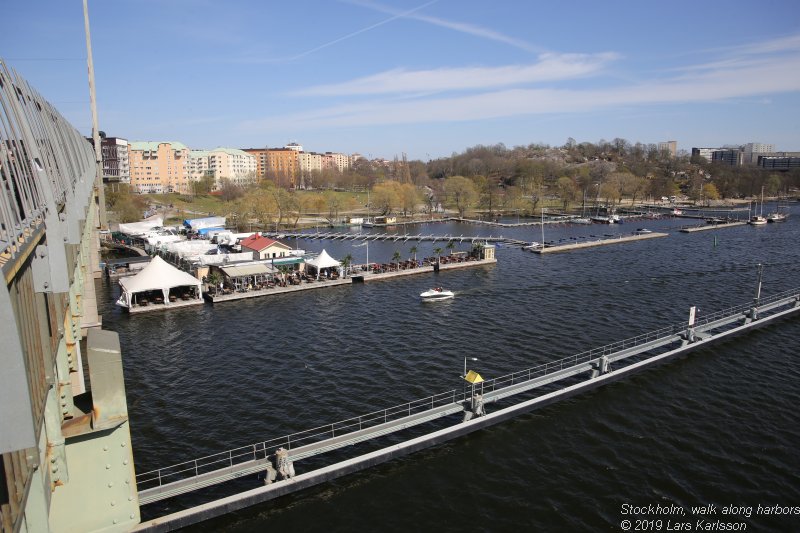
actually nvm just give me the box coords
[3,0,800,161]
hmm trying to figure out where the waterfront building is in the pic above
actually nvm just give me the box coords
[240,234,294,260]
[129,140,190,194]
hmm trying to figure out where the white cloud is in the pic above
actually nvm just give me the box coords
[242,33,800,131]
[297,53,620,96]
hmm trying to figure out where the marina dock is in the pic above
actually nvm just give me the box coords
[679,221,748,233]
[530,232,668,254]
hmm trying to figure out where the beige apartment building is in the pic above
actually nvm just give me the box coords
[188,148,257,189]
[243,147,299,187]
[324,152,350,172]
[128,141,190,194]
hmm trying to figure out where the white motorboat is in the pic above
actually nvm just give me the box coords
[635,228,653,234]
[420,288,454,301]
[767,212,788,223]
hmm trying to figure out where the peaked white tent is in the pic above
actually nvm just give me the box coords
[305,249,340,279]
[117,256,202,308]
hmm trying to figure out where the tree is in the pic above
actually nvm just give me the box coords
[371,181,402,215]
[398,183,421,217]
[219,178,243,202]
[433,247,443,263]
[702,183,720,205]
[409,246,418,262]
[556,176,578,211]
[392,250,402,269]
[443,175,479,217]
[446,240,456,255]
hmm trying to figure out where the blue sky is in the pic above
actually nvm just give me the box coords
[3,0,800,160]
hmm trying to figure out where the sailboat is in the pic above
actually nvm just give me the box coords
[749,187,767,225]
[573,188,592,224]
[767,197,789,223]
[362,189,375,227]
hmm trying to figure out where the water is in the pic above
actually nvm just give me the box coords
[98,205,800,531]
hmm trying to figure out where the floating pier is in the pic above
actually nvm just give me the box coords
[679,221,748,233]
[529,232,668,254]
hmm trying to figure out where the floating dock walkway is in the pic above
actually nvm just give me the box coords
[134,283,800,531]
[679,221,748,233]
[527,232,668,254]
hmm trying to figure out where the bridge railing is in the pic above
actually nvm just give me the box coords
[0,59,96,261]
[135,287,800,495]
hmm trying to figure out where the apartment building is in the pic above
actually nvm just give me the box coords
[324,152,350,172]
[189,148,256,189]
[243,147,299,187]
[98,136,130,183]
[128,141,190,194]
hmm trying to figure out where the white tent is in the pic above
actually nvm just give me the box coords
[305,249,340,279]
[117,256,202,308]
[118,215,164,236]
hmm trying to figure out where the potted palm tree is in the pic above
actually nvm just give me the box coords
[207,272,222,295]
[340,253,353,278]
[392,250,402,271]
[409,245,418,265]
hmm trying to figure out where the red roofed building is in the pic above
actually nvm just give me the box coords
[239,234,293,260]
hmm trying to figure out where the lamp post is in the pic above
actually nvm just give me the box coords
[354,241,369,270]
[463,357,478,378]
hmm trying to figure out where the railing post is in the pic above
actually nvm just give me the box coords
[194,460,198,478]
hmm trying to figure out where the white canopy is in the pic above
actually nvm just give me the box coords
[117,256,202,307]
[305,249,339,269]
[118,215,164,236]
[305,249,341,279]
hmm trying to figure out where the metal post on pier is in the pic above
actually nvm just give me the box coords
[681,306,697,345]
[748,264,764,322]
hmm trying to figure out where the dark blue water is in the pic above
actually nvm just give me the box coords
[98,204,800,531]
